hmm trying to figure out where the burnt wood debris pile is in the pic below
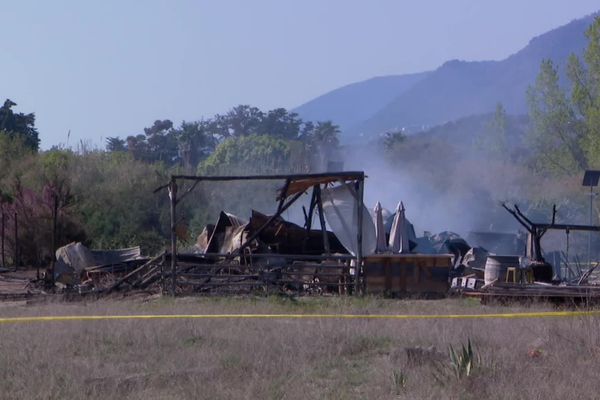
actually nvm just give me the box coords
[4,171,600,303]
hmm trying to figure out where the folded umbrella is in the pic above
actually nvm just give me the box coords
[373,201,388,253]
[389,201,409,253]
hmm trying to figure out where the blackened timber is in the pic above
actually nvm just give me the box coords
[277,179,291,213]
[51,193,58,283]
[305,186,318,232]
[175,262,350,270]
[178,253,354,261]
[171,171,364,182]
[502,203,546,262]
[229,190,305,257]
[105,251,166,293]
[154,172,365,195]
[533,223,600,232]
[169,178,178,296]
[315,186,330,255]
[178,281,351,287]
[13,212,17,269]
[1,211,4,267]
[356,180,364,295]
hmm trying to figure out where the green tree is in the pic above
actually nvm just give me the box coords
[527,59,587,173]
[260,108,302,139]
[41,151,77,265]
[527,16,600,173]
[125,134,149,161]
[307,121,340,148]
[116,120,179,165]
[477,103,509,159]
[194,135,309,230]
[106,137,126,152]
[143,119,179,164]
[200,134,306,175]
[214,105,264,137]
[0,99,40,151]
[71,151,169,253]
[299,121,341,170]
[105,105,340,172]
[569,17,600,166]
[173,121,218,172]
[0,134,35,174]
[489,103,508,156]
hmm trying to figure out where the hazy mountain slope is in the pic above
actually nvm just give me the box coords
[293,72,429,131]
[416,112,529,150]
[347,13,596,139]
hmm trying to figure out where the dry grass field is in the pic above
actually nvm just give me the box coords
[0,295,598,399]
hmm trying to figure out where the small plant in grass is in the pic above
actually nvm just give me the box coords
[432,338,480,383]
[391,369,407,394]
[448,339,478,378]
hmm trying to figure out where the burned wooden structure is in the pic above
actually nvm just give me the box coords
[150,172,367,296]
[451,203,600,303]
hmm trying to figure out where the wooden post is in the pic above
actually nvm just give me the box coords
[13,212,18,270]
[302,186,318,253]
[51,193,58,283]
[169,177,178,296]
[1,210,4,268]
[315,186,330,255]
[277,179,291,213]
[161,252,166,294]
[305,186,318,232]
[355,179,364,295]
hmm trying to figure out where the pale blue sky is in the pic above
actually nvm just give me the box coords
[1,0,599,148]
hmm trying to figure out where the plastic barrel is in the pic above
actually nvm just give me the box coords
[484,255,520,285]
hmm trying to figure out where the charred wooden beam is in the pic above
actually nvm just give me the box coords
[315,186,331,255]
[171,171,364,181]
[169,178,178,296]
[105,251,166,293]
[13,212,18,269]
[230,190,305,257]
[153,172,365,194]
[356,179,364,295]
[180,253,354,261]
[305,186,318,232]
[1,211,4,267]
[277,179,291,214]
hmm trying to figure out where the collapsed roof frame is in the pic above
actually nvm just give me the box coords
[503,203,600,264]
[155,171,366,296]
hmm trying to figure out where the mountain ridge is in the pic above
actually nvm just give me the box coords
[293,72,429,132]
[294,12,598,142]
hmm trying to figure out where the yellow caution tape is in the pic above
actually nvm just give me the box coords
[0,310,600,324]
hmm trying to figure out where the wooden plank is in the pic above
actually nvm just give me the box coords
[104,251,166,293]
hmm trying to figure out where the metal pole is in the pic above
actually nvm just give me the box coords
[355,178,364,295]
[169,178,178,296]
[589,186,593,270]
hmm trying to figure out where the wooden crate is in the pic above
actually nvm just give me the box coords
[363,254,453,296]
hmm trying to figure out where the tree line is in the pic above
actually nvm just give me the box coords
[0,103,341,266]
[105,105,339,173]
